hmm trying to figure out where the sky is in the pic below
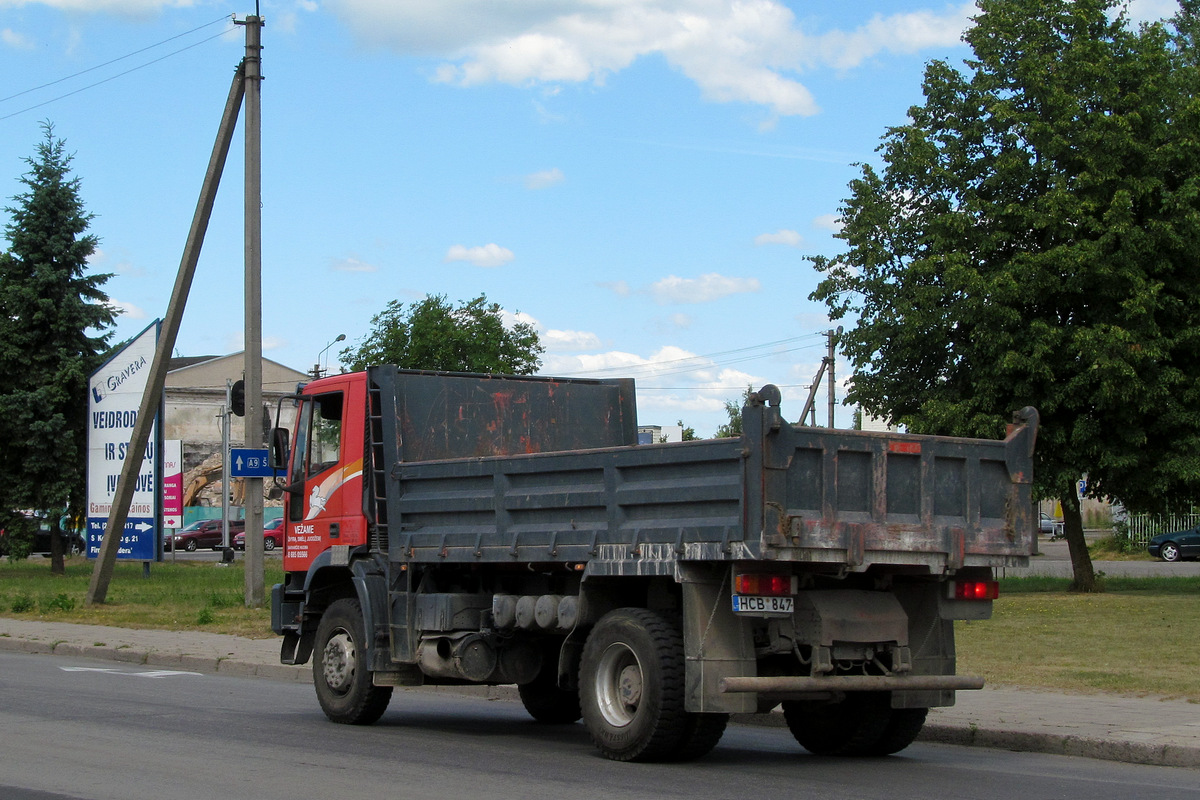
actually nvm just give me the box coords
[0,0,1181,437]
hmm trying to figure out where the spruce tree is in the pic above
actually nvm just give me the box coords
[0,122,116,571]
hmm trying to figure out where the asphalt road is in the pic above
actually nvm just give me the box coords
[2,651,1196,800]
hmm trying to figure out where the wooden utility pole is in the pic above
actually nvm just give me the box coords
[827,327,839,428]
[238,12,266,607]
[87,63,246,605]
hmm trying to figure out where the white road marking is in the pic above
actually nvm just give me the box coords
[59,666,203,678]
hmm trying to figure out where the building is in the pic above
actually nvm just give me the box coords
[164,353,309,512]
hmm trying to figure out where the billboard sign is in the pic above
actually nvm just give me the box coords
[162,439,183,529]
[87,321,161,561]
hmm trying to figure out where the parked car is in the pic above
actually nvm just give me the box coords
[1148,526,1200,562]
[0,512,85,557]
[164,519,244,552]
[232,518,283,551]
[1039,512,1065,540]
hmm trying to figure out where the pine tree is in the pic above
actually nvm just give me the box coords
[0,122,116,571]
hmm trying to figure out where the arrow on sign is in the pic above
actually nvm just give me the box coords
[134,522,153,532]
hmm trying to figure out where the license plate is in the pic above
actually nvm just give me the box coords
[732,595,794,614]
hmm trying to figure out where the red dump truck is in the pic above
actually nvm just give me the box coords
[270,366,1037,761]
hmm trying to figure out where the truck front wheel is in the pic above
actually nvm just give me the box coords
[579,608,725,761]
[313,598,393,725]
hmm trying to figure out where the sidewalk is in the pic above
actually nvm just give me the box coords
[1,617,1196,769]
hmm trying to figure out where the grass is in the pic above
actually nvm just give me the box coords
[0,556,282,638]
[2,558,1197,701]
[957,576,1200,701]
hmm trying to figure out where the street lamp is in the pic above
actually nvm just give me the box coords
[313,333,346,378]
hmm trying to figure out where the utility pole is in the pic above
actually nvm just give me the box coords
[827,327,838,428]
[237,11,266,607]
[86,63,246,605]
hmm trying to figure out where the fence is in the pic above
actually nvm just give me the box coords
[1122,513,1200,547]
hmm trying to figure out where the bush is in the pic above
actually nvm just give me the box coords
[42,593,76,612]
[10,594,34,612]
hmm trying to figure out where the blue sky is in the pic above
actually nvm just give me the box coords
[0,0,1179,437]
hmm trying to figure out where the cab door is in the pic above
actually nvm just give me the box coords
[283,380,364,569]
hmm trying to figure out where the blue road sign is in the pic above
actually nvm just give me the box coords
[230,448,274,478]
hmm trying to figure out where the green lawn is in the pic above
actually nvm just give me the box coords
[0,557,282,638]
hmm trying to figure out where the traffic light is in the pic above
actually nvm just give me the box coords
[231,379,245,417]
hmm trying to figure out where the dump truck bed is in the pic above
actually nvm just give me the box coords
[367,370,1036,574]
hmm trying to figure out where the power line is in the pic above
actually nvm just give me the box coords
[1,23,235,122]
[1,14,233,105]
[558,334,825,380]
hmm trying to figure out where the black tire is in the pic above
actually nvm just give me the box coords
[313,598,393,725]
[671,712,729,762]
[579,608,725,762]
[519,664,582,724]
[264,537,276,551]
[865,707,928,756]
[184,539,198,552]
[1160,542,1182,562]
[782,693,893,756]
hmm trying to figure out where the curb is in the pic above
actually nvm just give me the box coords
[3,634,1196,769]
[918,722,1200,770]
[0,635,311,682]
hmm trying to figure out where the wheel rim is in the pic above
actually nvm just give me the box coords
[1163,544,1179,561]
[594,641,643,727]
[264,538,275,551]
[322,628,356,695]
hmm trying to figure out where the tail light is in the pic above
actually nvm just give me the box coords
[950,580,999,601]
[734,573,797,597]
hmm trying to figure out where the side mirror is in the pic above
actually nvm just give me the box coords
[269,427,290,471]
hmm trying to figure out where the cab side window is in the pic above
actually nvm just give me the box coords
[308,392,343,477]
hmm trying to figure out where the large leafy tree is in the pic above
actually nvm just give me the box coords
[340,293,543,375]
[810,0,1200,590]
[0,123,115,572]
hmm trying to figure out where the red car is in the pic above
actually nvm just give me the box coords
[165,519,244,552]
[233,517,283,551]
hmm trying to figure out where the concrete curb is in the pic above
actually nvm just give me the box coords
[3,633,1196,769]
[919,722,1200,770]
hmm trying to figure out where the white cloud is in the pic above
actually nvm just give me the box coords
[2,28,33,49]
[650,273,761,304]
[754,228,803,247]
[599,280,632,297]
[13,0,195,15]
[812,213,842,233]
[109,299,146,320]
[330,256,378,273]
[326,1,975,118]
[814,4,976,71]
[543,329,603,351]
[525,167,564,190]
[444,243,515,267]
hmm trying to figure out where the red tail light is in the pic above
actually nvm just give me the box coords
[734,573,796,597]
[950,580,999,601]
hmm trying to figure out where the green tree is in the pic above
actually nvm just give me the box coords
[809,0,1200,591]
[340,293,543,375]
[0,123,115,572]
[676,419,697,441]
[714,386,753,439]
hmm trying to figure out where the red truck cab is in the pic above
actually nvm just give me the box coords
[276,373,368,572]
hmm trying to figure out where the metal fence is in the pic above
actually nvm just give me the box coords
[1123,513,1200,547]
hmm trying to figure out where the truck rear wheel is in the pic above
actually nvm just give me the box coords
[314,598,393,725]
[782,693,892,756]
[518,665,582,724]
[866,707,928,756]
[579,608,725,761]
